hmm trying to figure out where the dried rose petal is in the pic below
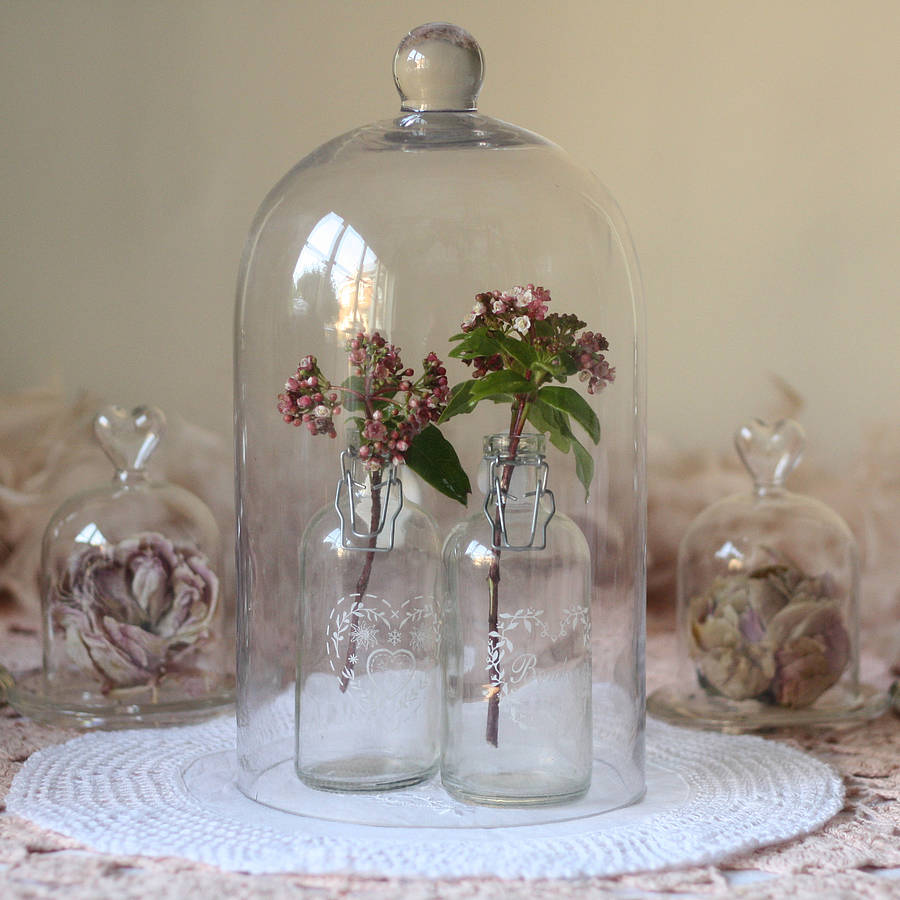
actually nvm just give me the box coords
[53,532,219,689]
[689,565,850,708]
[768,601,851,708]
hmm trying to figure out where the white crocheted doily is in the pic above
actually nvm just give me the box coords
[7,715,842,879]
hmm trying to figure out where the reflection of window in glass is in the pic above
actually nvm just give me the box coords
[292,212,389,334]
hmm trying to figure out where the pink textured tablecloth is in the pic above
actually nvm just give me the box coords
[1,610,899,899]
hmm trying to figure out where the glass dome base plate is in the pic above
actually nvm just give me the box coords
[238,753,644,828]
[647,682,889,733]
[0,667,235,730]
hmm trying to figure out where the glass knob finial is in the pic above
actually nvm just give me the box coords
[94,405,166,474]
[393,22,484,112]
[734,418,805,491]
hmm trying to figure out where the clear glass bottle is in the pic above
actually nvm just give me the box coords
[649,418,888,729]
[296,445,441,791]
[442,434,592,805]
[235,22,646,815]
[7,406,232,728]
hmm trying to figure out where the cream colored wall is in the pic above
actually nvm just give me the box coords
[2,1,898,465]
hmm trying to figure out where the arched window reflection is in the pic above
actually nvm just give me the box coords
[292,212,390,334]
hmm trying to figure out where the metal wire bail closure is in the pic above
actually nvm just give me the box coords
[483,454,556,551]
[334,450,403,552]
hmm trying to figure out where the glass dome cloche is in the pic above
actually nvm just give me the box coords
[649,418,888,730]
[234,23,646,813]
[1,405,233,728]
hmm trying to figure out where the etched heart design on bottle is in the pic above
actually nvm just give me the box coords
[94,405,166,473]
[364,647,417,710]
[734,418,805,490]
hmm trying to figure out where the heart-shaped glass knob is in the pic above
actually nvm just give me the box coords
[94,405,166,474]
[734,418,805,491]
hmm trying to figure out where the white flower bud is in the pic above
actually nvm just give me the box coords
[513,315,531,335]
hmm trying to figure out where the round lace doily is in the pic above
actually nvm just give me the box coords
[6,714,843,878]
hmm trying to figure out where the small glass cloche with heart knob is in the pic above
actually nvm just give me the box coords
[649,418,888,730]
[6,405,233,728]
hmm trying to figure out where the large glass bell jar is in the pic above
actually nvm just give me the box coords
[234,23,646,815]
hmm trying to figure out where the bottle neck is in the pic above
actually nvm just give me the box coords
[113,469,149,487]
[483,432,545,462]
[482,433,546,504]
[752,481,787,499]
[345,454,395,493]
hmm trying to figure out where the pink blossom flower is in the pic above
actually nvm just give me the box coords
[279,333,451,471]
[527,298,548,320]
[512,286,532,308]
[363,420,387,441]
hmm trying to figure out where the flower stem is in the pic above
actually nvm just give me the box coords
[339,374,382,695]
[485,395,531,746]
[338,469,383,693]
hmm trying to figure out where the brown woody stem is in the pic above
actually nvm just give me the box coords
[338,472,382,693]
[339,384,383,693]
[485,396,531,746]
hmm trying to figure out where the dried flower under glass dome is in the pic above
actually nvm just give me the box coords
[53,532,219,692]
[689,559,850,708]
[2,405,232,728]
[649,418,888,729]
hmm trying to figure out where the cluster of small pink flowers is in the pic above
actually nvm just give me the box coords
[458,286,615,393]
[469,353,504,379]
[277,355,340,437]
[575,331,616,394]
[278,334,450,470]
[461,284,551,335]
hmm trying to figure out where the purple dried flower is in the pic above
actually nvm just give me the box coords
[768,601,851,708]
[689,563,850,708]
[53,532,219,690]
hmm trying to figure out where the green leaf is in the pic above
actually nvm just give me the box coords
[496,333,537,369]
[339,375,396,413]
[447,327,503,360]
[527,399,571,453]
[571,437,595,501]
[538,385,601,444]
[404,424,471,505]
[340,375,367,412]
[439,380,477,422]
[468,370,533,401]
[481,394,516,407]
[553,351,581,378]
[527,398,595,500]
[531,359,563,378]
[530,350,578,381]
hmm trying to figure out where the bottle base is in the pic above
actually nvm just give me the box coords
[296,755,437,793]
[441,770,590,807]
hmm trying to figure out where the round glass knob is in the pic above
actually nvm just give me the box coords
[393,22,484,112]
[734,418,805,492]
